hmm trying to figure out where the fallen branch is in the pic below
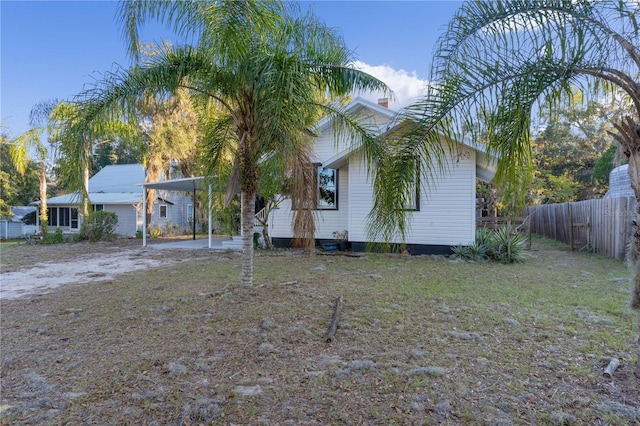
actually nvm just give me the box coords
[603,357,620,378]
[326,296,343,343]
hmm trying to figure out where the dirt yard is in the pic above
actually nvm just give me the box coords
[1,237,639,425]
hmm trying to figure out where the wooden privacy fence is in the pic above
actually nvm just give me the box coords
[523,197,637,260]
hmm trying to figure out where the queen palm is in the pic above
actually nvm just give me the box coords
[10,100,60,232]
[77,0,389,287]
[53,101,140,219]
[387,0,639,375]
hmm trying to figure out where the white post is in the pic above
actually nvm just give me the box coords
[208,184,212,249]
[142,185,147,247]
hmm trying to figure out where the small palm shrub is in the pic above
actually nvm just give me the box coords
[453,225,528,263]
[452,241,488,261]
[476,227,493,246]
[487,225,529,263]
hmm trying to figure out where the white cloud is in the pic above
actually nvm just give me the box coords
[351,60,429,109]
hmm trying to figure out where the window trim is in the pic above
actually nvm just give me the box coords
[159,204,168,219]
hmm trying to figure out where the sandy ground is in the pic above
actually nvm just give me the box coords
[0,239,226,300]
[0,249,182,300]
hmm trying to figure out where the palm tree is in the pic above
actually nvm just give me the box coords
[76,0,390,287]
[388,0,640,375]
[53,101,140,218]
[9,100,59,233]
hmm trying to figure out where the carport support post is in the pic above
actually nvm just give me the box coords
[142,185,147,247]
[208,184,212,249]
[192,187,196,240]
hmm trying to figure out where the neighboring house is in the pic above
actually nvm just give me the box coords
[269,97,498,254]
[0,206,38,239]
[35,164,196,236]
[605,164,634,198]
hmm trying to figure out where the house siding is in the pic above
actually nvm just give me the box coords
[105,204,139,236]
[269,160,350,241]
[268,99,491,251]
[349,148,476,246]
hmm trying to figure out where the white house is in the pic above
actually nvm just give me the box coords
[0,206,38,239]
[37,164,196,236]
[269,98,498,255]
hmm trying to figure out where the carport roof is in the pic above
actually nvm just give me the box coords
[141,177,206,192]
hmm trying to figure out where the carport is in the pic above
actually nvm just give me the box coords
[141,177,213,248]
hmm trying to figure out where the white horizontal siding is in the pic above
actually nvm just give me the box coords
[349,149,477,246]
[312,109,393,165]
[269,197,297,239]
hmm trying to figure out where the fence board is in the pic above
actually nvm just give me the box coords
[524,197,637,260]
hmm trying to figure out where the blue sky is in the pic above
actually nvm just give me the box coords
[1,1,462,138]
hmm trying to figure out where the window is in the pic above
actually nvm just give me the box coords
[48,207,57,226]
[70,208,79,229]
[159,204,168,219]
[317,167,337,209]
[47,207,80,227]
[93,204,104,212]
[187,204,194,221]
[291,165,339,210]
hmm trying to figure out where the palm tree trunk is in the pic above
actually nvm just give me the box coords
[240,190,256,287]
[81,144,90,218]
[145,162,159,232]
[611,116,640,377]
[38,162,48,235]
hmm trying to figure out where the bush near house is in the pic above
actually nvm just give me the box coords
[79,211,118,242]
[452,225,529,263]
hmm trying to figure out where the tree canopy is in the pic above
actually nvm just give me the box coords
[73,0,390,287]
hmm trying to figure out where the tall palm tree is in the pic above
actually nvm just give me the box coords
[76,0,390,287]
[53,101,140,218]
[10,100,59,232]
[387,0,640,375]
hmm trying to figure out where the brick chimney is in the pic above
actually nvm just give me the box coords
[378,97,389,108]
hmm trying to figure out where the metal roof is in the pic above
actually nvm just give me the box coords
[90,164,145,193]
[41,193,142,206]
[142,176,206,192]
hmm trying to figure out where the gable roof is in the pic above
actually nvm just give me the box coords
[89,164,145,193]
[39,164,145,206]
[314,97,396,133]
[319,98,497,182]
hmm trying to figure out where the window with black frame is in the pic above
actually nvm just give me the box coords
[317,167,337,209]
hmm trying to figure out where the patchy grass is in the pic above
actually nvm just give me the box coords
[1,236,638,425]
[0,240,22,249]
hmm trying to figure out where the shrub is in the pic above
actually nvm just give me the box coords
[453,225,528,263]
[79,211,118,242]
[487,225,529,263]
[41,228,65,245]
